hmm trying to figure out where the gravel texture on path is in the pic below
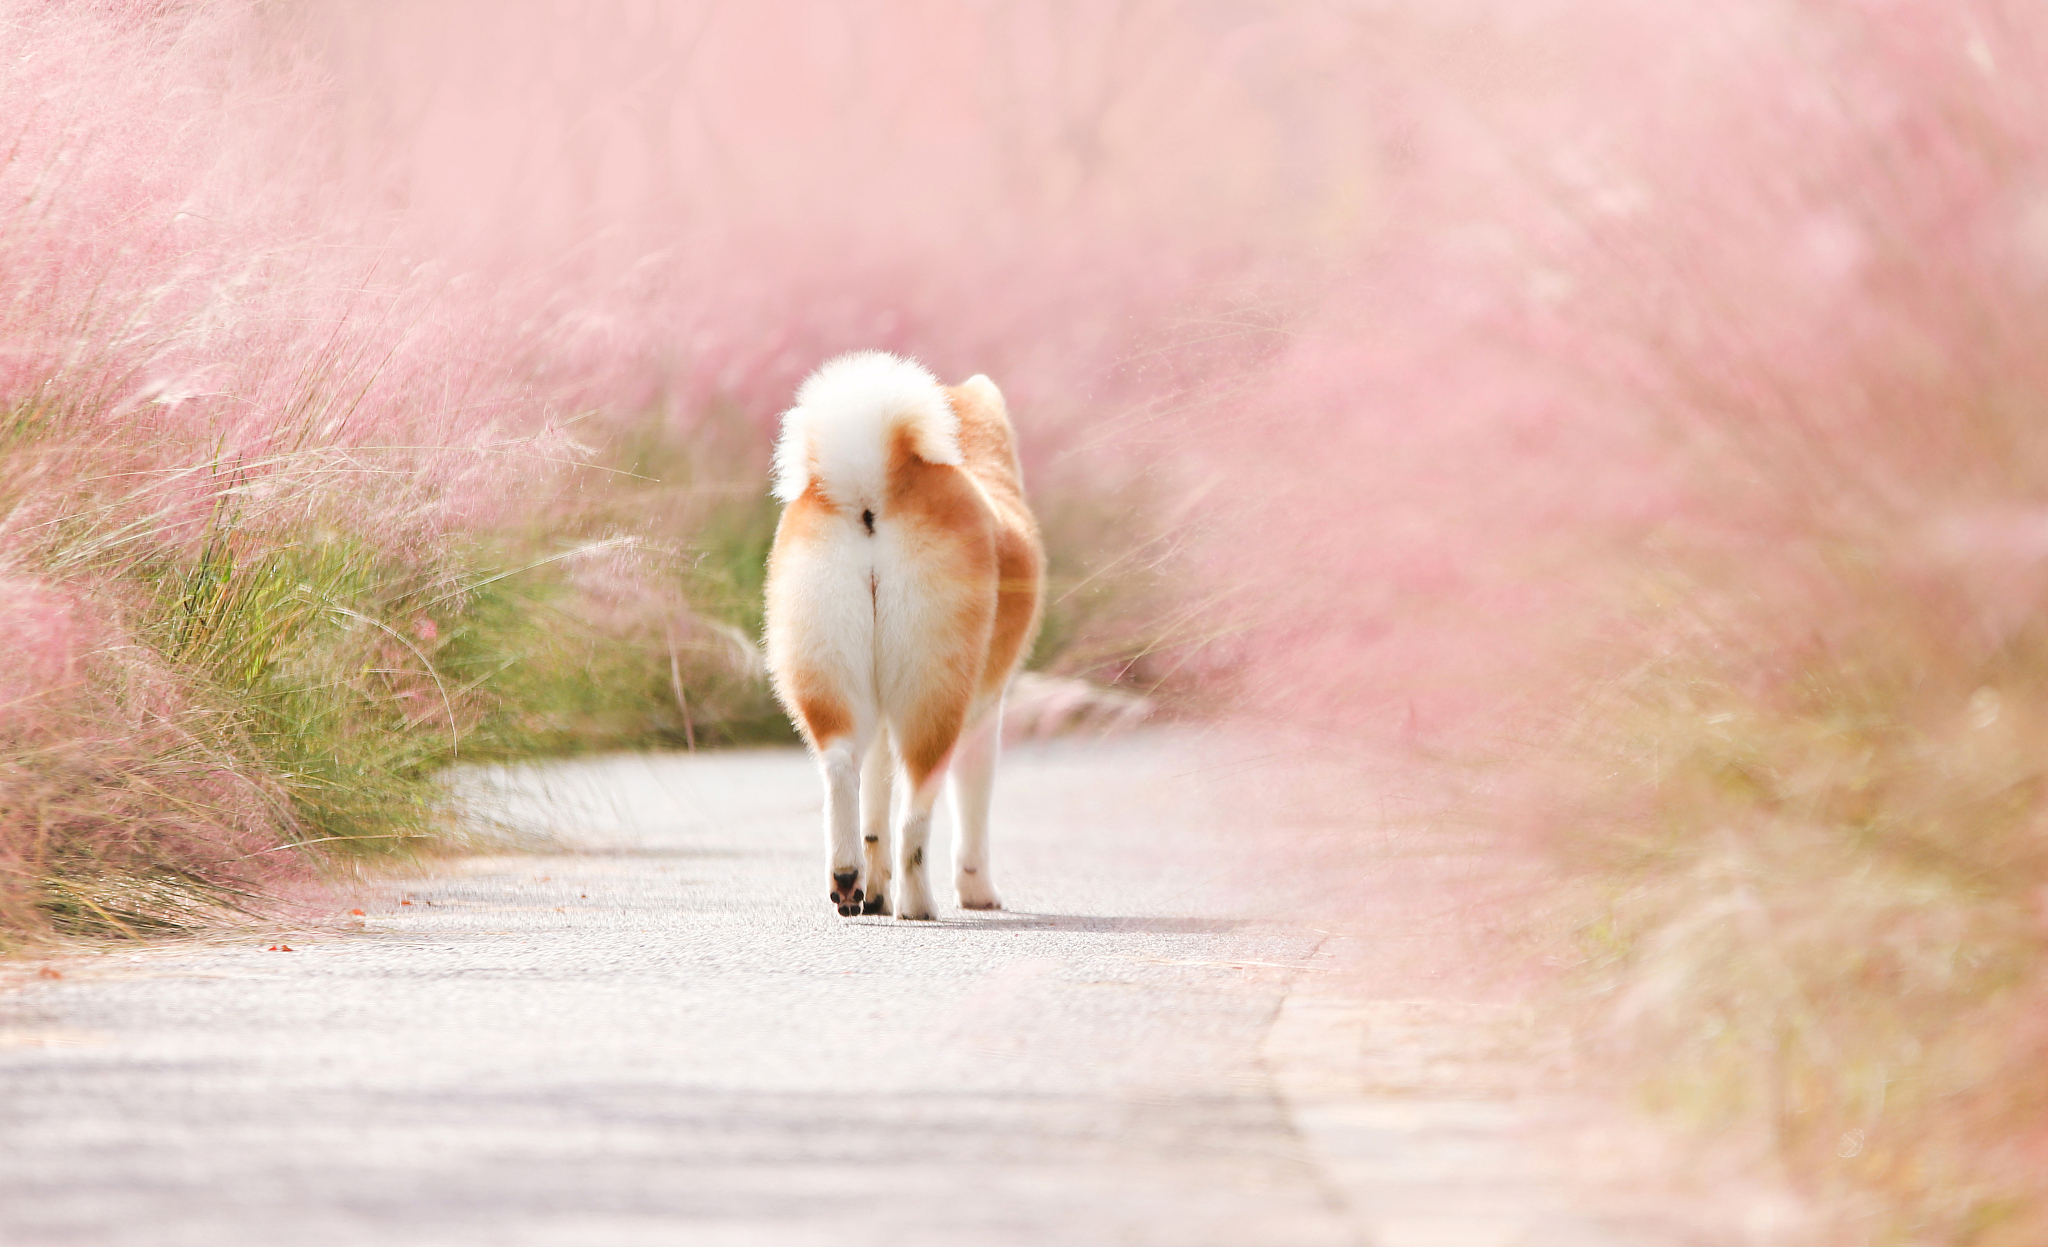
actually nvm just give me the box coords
[0,735,1777,1246]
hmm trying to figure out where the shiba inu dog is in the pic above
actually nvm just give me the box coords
[763,352,1044,920]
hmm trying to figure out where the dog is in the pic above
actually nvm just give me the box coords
[763,351,1043,920]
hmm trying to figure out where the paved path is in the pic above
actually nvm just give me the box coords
[0,736,1760,1246]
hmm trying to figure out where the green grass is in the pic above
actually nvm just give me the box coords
[5,512,799,943]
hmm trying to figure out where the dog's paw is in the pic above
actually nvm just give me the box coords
[955,874,1003,911]
[893,878,937,921]
[829,869,865,918]
[860,867,891,917]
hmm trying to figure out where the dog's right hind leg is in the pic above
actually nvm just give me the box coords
[858,729,895,915]
[949,705,1003,911]
[893,777,943,922]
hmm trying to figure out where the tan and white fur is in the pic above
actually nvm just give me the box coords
[763,352,1043,920]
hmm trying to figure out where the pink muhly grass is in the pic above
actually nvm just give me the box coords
[1213,3,2048,1239]
[0,569,286,941]
[0,0,595,939]
[7,0,2047,1233]
[0,575,76,720]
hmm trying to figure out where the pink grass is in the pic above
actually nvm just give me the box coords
[8,0,2048,1232]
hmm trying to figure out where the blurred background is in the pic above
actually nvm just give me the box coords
[6,1,2048,1240]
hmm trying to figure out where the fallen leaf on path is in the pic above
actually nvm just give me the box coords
[37,968,61,980]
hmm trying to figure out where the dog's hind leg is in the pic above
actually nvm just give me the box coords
[949,703,1003,911]
[817,726,876,917]
[891,692,972,922]
[892,778,943,922]
[859,729,895,915]
[888,672,979,921]
[784,673,876,916]
[764,500,879,917]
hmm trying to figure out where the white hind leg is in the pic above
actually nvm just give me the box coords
[894,775,943,921]
[949,705,1003,910]
[819,728,876,916]
[859,730,895,916]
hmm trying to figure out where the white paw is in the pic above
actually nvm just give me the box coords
[829,867,866,917]
[955,871,1002,911]
[894,876,936,921]
[862,870,892,915]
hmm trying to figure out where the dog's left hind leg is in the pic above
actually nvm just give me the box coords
[819,734,870,916]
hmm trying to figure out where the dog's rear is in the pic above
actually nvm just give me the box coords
[764,352,1043,919]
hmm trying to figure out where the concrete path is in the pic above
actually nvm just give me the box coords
[0,736,1760,1246]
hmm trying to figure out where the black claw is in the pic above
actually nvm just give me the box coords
[861,895,888,915]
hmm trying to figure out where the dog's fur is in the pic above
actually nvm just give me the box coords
[763,352,1043,920]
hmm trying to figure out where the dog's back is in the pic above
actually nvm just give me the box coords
[764,352,1042,919]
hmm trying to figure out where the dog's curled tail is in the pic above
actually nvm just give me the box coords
[771,351,960,508]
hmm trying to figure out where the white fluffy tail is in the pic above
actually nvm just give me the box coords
[771,351,961,507]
